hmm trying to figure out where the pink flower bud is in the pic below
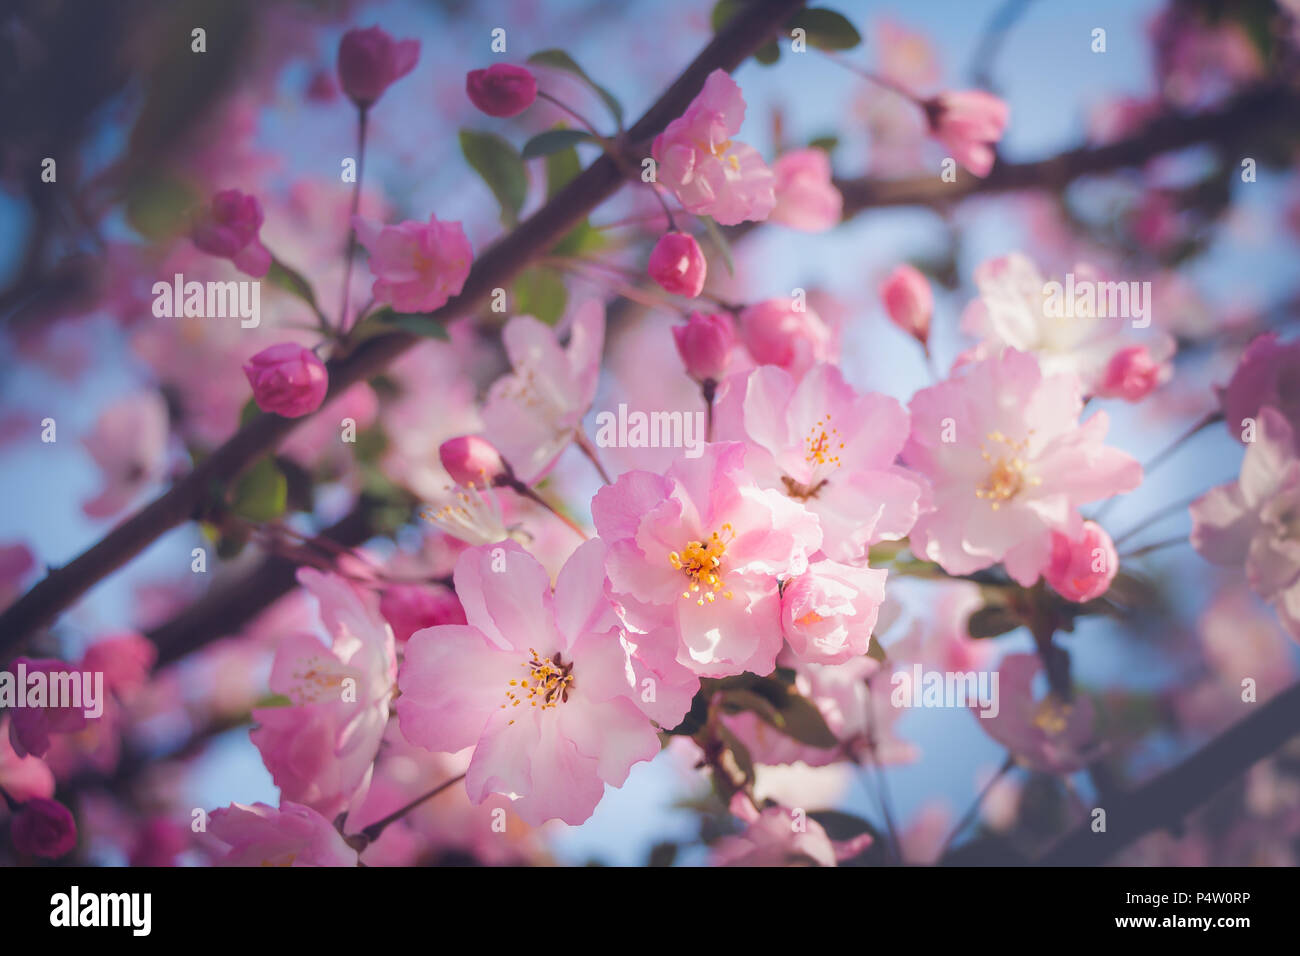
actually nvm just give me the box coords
[1096,345,1163,402]
[672,311,735,383]
[10,797,77,859]
[879,264,933,347]
[439,435,506,487]
[739,297,833,379]
[190,189,271,278]
[242,344,329,419]
[1044,521,1118,603]
[923,90,1009,178]
[337,26,420,108]
[466,64,537,118]
[379,584,467,643]
[647,232,708,298]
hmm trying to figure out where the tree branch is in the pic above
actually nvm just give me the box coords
[1035,679,1300,866]
[833,83,1298,213]
[0,0,806,661]
[146,497,379,667]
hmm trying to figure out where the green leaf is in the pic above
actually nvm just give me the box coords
[710,0,743,31]
[808,135,839,154]
[774,693,838,748]
[522,128,596,160]
[231,456,288,522]
[124,173,196,240]
[754,39,781,64]
[789,8,863,50]
[239,396,261,427]
[374,309,450,340]
[715,723,755,786]
[459,129,528,227]
[866,635,887,663]
[254,693,293,709]
[527,49,624,128]
[699,215,734,276]
[719,676,838,749]
[267,257,322,317]
[551,220,604,257]
[967,604,1023,639]
[513,267,567,324]
[545,145,583,199]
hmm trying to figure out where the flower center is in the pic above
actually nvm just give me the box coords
[975,431,1040,510]
[501,648,574,724]
[1032,696,1072,736]
[783,416,843,499]
[669,524,735,606]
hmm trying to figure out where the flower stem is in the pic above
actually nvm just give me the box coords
[937,752,1015,857]
[574,429,613,485]
[337,105,370,336]
[354,772,467,846]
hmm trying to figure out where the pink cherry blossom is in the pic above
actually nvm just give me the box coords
[592,442,822,677]
[1190,407,1300,639]
[651,69,775,226]
[250,569,396,818]
[673,311,736,383]
[738,297,835,380]
[712,803,870,866]
[903,349,1141,583]
[190,189,273,277]
[923,90,1009,178]
[781,558,887,665]
[5,658,94,759]
[481,299,604,483]
[80,633,156,695]
[724,654,914,768]
[959,253,1175,399]
[1044,520,1118,603]
[207,801,358,866]
[714,363,924,560]
[0,721,54,802]
[466,64,537,117]
[396,540,661,825]
[337,26,420,108]
[975,654,1099,773]
[353,214,473,314]
[1218,333,1300,447]
[769,148,842,232]
[81,391,169,519]
[647,232,707,298]
[1096,344,1166,401]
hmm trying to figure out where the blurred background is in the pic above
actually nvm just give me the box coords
[2,0,1299,866]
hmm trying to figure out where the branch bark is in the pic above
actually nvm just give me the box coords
[0,0,806,661]
[833,83,1298,213]
[1035,679,1300,866]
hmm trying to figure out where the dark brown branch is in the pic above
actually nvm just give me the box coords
[146,497,378,667]
[0,0,806,661]
[1035,680,1300,866]
[833,83,1298,213]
